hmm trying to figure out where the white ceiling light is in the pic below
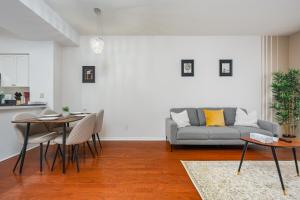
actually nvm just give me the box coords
[90,8,104,54]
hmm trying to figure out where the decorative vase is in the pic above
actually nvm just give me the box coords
[16,99,21,105]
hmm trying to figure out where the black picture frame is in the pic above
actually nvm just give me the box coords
[181,60,194,77]
[82,66,95,83]
[219,59,233,76]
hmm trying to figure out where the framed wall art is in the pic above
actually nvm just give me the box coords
[219,59,232,76]
[82,66,95,83]
[181,59,194,77]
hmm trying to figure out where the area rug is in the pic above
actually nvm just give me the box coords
[181,161,300,200]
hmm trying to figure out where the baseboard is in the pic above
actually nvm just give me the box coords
[0,145,39,162]
[100,137,165,141]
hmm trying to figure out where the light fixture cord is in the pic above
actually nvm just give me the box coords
[95,9,103,38]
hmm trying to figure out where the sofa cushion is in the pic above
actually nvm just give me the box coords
[203,109,225,127]
[170,110,191,128]
[206,127,240,139]
[197,107,238,126]
[170,108,199,126]
[177,126,209,140]
[231,126,273,137]
[234,108,258,127]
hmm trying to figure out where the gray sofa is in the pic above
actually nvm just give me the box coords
[166,107,280,150]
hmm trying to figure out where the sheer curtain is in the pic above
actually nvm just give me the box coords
[261,36,289,121]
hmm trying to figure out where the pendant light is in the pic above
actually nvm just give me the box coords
[90,8,104,54]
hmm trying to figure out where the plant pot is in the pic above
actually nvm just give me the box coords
[62,111,69,117]
[282,124,290,137]
[16,100,21,105]
[282,123,297,138]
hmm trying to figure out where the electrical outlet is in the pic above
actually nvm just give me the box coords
[40,93,44,98]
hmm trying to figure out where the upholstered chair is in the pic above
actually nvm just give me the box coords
[40,108,65,157]
[13,112,58,173]
[51,114,96,172]
[92,110,104,153]
[40,108,58,115]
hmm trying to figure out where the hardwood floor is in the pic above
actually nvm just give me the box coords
[0,141,298,200]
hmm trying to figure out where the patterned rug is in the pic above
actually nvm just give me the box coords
[182,161,300,200]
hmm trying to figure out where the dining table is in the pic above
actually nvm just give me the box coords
[11,115,84,174]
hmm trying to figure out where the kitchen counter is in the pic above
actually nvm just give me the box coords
[0,104,46,110]
[0,104,47,161]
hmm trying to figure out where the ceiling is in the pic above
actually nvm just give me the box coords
[44,0,300,36]
[0,0,79,46]
[0,27,17,38]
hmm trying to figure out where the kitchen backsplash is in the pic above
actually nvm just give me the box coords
[0,87,29,104]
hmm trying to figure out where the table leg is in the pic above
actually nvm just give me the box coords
[40,143,43,172]
[19,123,30,174]
[62,123,67,174]
[237,141,248,175]
[292,148,299,176]
[271,147,286,195]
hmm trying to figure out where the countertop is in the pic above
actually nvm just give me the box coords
[0,104,47,110]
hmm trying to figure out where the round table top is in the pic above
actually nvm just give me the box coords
[241,137,300,148]
[11,115,84,124]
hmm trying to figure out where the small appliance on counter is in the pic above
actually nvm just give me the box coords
[4,100,17,106]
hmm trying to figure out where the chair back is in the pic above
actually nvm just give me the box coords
[39,108,62,130]
[13,112,48,143]
[40,108,58,115]
[94,110,104,134]
[67,114,96,145]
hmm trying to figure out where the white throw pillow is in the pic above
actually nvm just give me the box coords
[170,110,191,128]
[234,108,258,128]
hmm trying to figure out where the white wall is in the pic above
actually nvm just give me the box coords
[61,36,262,140]
[53,43,62,112]
[0,36,55,107]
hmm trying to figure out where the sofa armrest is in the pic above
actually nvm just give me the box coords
[257,120,281,137]
[166,118,178,144]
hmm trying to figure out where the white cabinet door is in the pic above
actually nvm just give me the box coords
[0,55,17,87]
[16,55,29,87]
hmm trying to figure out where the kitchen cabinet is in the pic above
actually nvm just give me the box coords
[0,54,29,87]
[16,55,29,87]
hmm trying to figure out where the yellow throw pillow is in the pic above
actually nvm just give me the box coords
[203,109,225,127]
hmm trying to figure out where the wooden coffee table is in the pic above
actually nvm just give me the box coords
[238,137,300,195]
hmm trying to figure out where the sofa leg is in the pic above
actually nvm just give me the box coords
[170,144,173,152]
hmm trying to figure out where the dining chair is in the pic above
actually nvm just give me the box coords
[41,108,94,158]
[40,108,58,115]
[92,110,104,154]
[13,112,58,173]
[51,113,96,172]
[40,108,62,157]
[40,108,74,130]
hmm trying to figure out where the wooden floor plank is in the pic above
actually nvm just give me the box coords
[0,141,297,200]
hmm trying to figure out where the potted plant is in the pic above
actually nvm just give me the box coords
[62,106,70,117]
[0,91,4,104]
[271,69,300,138]
[14,92,22,105]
